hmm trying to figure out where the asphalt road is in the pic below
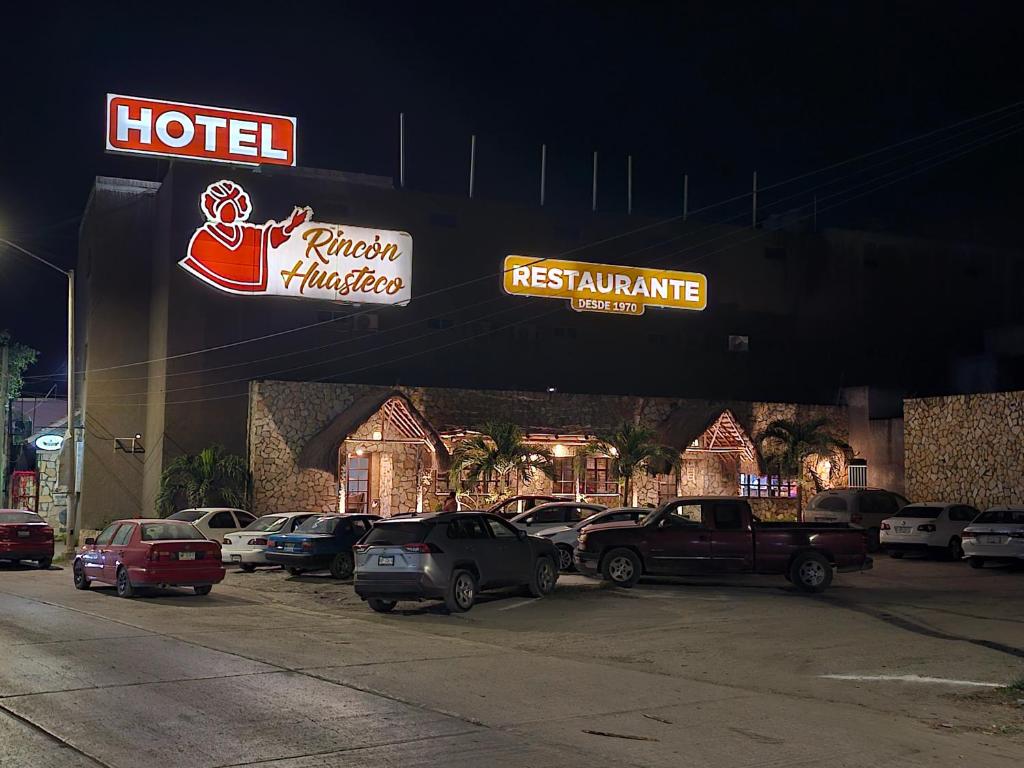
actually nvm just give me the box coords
[0,556,1022,767]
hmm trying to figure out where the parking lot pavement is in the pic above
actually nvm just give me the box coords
[0,557,1021,767]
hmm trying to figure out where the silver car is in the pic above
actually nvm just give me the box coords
[962,506,1024,568]
[353,511,560,613]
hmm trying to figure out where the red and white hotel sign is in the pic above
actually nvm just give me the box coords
[105,94,296,166]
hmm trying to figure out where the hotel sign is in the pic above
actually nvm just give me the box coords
[106,94,296,166]
[180,180,412,305]
[503,255,706,315]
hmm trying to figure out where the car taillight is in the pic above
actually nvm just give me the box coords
[247,538,267,546]
[402,543,440,554]
[222,538,232,545]
[851,513,863,525]
[148,548,170,561]
[42,526,53,539]
[961,530,975,539]
[917,523,936,532]
[577,534,588,551]
[880,521,890,530]
[301,541,313,551]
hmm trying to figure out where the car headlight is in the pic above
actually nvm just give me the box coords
[577,534,588,551]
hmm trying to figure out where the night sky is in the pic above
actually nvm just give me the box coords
[2,1,1022,387]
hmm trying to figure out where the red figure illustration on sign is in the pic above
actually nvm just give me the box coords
[180,180,311,293]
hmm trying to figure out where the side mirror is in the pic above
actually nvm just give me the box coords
[657,518,671,529]
[84,537,96,546]
[516,529,527,540]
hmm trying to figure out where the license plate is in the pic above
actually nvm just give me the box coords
[982,535,1003,545]
[178,551,196,560]
[17,530,29,538]
[231,554,242,562]
[377,555,395,566]
[895,527,911,534]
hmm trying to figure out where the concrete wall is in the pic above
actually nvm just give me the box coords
[905,390,1024,508]
[843,386,905,494]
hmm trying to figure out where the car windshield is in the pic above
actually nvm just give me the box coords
[363,522,428,545]
[974,509,1024,525]
[243,515,289,533]
[297,516,340,534]
[894,506,941,518]
[0,511,44,524]
[141,522,206,540]
[167,510,204,522]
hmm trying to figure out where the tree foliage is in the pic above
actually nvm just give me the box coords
[755,417,853,511]
[576,423,680,506]
[448,422,553,501]
[156,445,250,514]
[0,330,39,402]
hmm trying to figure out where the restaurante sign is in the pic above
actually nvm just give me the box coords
[105,94,296,166]
[180,180,412,305]
[502,255,706,315]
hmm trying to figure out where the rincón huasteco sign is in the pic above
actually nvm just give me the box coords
[180,180,412,306]
[502,255,706,315]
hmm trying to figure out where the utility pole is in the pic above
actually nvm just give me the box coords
[0,344,9,508]
[468,135,476,199]
[66,269,77,552]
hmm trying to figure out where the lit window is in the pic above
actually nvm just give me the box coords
[739,474,798,498]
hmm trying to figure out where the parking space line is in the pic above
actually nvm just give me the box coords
[819,673,1004,687]
[496,600,537,611]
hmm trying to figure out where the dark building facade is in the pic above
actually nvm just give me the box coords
[75,162,1015,527]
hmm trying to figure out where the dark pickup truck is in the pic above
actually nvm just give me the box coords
[575,496,871,592]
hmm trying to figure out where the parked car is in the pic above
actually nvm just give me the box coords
[167,508,257,541]
[803,488,910,551]
[73,519,224,597]
[962,506,1024,568]
[539,507,651,571]
[510,502,607,537]
[880,502,979,560]
[354,511,560,613]
[0,509,54,569]
[575,496,872,592]
[265,514,379,578]
[221,512,317,571]
[487,495,560,520]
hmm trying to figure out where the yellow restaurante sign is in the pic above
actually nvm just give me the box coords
[502,255,707,316]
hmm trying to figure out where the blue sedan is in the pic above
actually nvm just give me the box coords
[266,514,380,578]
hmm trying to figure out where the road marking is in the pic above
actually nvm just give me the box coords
[496,599,537,611]
[820,673,1004,688]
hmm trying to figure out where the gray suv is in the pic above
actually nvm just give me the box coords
[353,511,560,613]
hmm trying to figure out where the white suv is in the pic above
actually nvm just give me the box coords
[803,488,909,551]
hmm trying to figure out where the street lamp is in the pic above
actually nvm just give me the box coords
[0,238,77,555]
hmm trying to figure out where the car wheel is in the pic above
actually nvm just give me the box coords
[602,548,641,588]
[286,567,303,576]
[866,528,881,552]
[969,556,985,569]
[555,545,575,572]
[528,557,558,597]
[72,560,90,590]
[888,550,904,559]
[239,563,256,573]
[948,537,964,561]
[789,552,833,593]
[368,598,397,613]
[329,552,354,580]
[116,566,135,598]
[445,569,477,613]
[37,557,52,569]
[193,585,213,596]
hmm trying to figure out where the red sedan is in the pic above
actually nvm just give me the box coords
[0,509,54,568]
[73,518,224,597]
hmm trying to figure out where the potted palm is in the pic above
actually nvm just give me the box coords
[156,445,250,514]
[448,422,553,504]
[576,423,680,506]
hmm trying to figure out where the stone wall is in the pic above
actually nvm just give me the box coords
[249,381,852,516]
[36,447,66,529]
[905,391,1024,508]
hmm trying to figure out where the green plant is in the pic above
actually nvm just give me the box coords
[754,417,852,517]
[449,422,553,500]
[0,330,39,402]
[576,423,680,506]
[156,445,249,514]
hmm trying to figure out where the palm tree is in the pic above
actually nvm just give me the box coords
[576,423,680,506]
[448,422,553,501]
[156,445,250,514]
[754,418,852,518]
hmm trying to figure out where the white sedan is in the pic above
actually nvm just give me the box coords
[880,502,979,560]
[538,507,650,571]
[167,508,257,541]
[221,512,317,571]
[962,506,1024,568]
